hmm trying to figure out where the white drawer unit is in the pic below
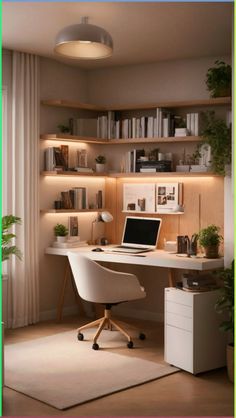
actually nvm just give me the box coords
[164,288,226,374]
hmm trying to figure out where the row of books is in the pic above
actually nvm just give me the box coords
[61,187,88,210]
[45,146,93,172]
[56,188,103,210]
[45,146,69,171]
[186,113,199,136]
[67,109,200,140]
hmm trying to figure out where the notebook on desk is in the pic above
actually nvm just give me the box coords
[110,216,162,254]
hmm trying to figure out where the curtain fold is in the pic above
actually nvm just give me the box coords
[8,51,40,328]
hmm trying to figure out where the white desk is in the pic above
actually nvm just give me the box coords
[45,245,224,320]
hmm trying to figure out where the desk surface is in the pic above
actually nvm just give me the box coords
[45,245,224,271]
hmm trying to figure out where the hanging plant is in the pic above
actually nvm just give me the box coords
[200,111,231,175]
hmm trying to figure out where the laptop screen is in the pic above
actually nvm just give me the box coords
[122,217,162,248]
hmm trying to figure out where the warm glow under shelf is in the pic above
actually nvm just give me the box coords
[122,210,184,215]
[40,208,107,214]
[40,134,201,144]
[41,171,219,178]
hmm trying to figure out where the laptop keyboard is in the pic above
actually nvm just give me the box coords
[111,246,152,254]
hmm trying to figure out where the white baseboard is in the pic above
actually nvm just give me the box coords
[113,305,164,323]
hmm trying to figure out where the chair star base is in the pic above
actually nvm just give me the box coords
[77,308,145,350]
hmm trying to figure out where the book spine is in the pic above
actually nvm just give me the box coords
[194,113,199,136]
[45,147,55,171]
[186,113,191,135]
[158,109,163,137]
[97,117,100,138]
[61,145,69,170]
[115,120,120,139]
[163,118,169,138]
[156,108,160,137]
[132,118,136,139]
[97,190,103,209]
[190,113,195,136]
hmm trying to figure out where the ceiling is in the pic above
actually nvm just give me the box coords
[2,2,233,70]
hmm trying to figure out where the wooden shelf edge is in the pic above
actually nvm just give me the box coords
[122,210,184,215]
[110,172,219,178]
[41,208,106,213]
[40,134,201,144]
[41,97,231,112]
[41,171,107,177]
[40,134,108,144]
[41,99,106,112]
[41,170,220,178]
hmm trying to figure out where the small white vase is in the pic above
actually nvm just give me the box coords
[56,236,67,243]
[96,164,105,173]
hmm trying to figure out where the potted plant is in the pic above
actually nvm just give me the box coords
[201,111,231,175]
[2,215,22,261]
[198,224,223,258]
[215,261,234,382]
[57,124,71,134]
[206,60,231,98]
[54,223,68,243]
[95,155,106,173]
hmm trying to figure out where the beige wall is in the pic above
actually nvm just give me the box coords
[39,54,230,322]
[87,55,231,105]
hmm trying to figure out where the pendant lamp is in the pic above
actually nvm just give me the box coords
[54,17,113,60]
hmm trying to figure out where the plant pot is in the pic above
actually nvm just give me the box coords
[96,164,105,173]
[226,343,234,383]
[204,244,219,258]
[56,236,67,243]
[212,87,231,98]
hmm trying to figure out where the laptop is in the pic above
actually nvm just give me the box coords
[110,216,162,254]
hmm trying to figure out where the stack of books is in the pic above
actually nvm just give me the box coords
[52,240,88,249]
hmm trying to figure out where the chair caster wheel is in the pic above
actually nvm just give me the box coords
[139,333,146,340]
[77,332,84,341]
[127,341,134,349]
[92,343,99,350]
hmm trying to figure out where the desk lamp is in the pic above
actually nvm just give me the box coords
[90,211,113,245]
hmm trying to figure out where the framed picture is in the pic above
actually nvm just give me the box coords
[156,183,179,210]
[68,216,79,238]
[123,183,155,213]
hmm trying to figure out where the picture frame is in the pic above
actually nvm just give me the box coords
[68,216,79,239]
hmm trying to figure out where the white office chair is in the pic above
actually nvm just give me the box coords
[68,252,146,350]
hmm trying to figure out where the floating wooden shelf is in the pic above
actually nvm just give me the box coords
[41,97,231,112]
[40,134,201,145]
[41,171,107,177]
[122,210,184,215]
[41,208,106,214]
[106,97,231,111]
[111,172,218,178]
[41,99,106,112]
[41,170,219,178]
[40,134,108,144]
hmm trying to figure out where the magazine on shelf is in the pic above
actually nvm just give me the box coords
[156,183,179,210]
[123,183,155,213]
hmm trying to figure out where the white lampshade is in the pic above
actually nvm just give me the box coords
[54,17,113,60]
[100,211,113,223]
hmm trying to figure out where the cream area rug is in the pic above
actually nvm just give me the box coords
[5,329,179,410]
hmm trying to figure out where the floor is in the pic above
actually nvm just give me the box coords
[3,315,234,417]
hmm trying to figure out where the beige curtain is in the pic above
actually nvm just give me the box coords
[8,51,40,327]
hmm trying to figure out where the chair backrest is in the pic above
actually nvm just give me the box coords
[68,252,145,304]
